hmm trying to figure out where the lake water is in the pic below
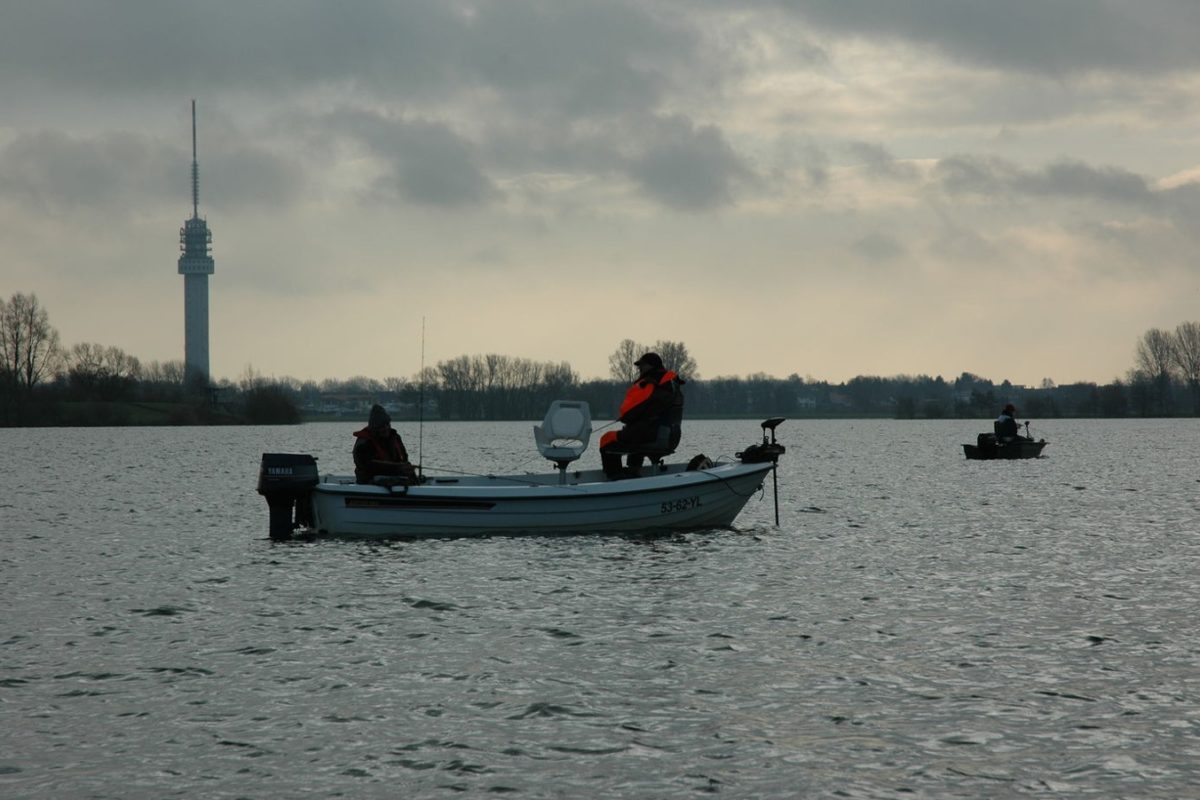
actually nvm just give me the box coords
[2,418,1199,798]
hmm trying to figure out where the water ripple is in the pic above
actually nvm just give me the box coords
[2,419,1200,797]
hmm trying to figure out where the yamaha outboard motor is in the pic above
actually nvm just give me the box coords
[257,453,319,540]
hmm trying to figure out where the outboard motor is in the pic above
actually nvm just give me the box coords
[257,453,319,540]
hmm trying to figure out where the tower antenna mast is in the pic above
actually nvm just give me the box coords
[191,99,200,218]
[179,99,215,384]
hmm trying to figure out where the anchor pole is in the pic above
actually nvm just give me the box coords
[772,461,779,526]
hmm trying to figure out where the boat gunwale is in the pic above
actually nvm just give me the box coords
[311,460,773,502]
[962,440,1049,460]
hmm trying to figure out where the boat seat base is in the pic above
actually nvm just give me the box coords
[603,445,675,466]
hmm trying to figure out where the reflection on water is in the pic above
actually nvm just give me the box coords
[2,419,1199,797]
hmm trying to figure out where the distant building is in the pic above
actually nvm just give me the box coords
[177,100,215,383]
[828,392,852,408]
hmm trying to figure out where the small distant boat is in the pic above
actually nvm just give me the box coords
[257,404,786,539]
[963,423,1047,460]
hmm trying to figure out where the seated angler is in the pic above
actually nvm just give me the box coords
[600,352,685,479]
[353,404,418,485]
[994,403,1029,442]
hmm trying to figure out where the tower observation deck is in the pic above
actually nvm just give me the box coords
[178,100,215,383]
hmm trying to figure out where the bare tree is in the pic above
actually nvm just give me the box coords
[1134,328,1176,415]
[137,359,185,402]
[608,339,644,383]
[66,342,142,401]
[651,340,699,380]
[68,342,141,383]
[608,338,699,382]
[239,364,268,392]
[1172,321,1200,415]
[0,292,62,393]
[147,360,186,385]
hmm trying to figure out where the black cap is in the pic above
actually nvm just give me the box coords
[634,352,664,370]
[368,403,391,428]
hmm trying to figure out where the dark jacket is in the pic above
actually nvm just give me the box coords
[353,426,412,484]
[614,369,685,448]
[994,414,1020,441]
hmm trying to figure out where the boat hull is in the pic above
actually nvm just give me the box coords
[307,461,775,538]
[963,440,1047,460]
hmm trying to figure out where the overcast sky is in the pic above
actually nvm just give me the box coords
[2,1,1198,385]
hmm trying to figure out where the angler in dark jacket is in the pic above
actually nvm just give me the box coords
[353,404,416,484]
[600,352,685,478]
[994,403,1030,443]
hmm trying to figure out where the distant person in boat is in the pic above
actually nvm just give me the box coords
[994,403,1030,442]
[353,404,417,484]
[600,352,686,479]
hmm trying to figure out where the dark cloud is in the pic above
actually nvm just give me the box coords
[628,115,753,211]
[0,129,303,216]
[373,121,497,208]
[316,110,497,207]
[480,107,763,210]
[805,159,830,190]
[773,141,832,190]
[1160,181,1200,232]
[1066,218,1195,274]
[931,155,1019,198]
[482,123,621,177]
[1015,161,1153,205]
[851,232,905,261]
[932,155,1157,208]
[0,1,464,99]
[0,1,711,118]
[845,141,919,182]
[1,2,1194,222]
[769,0,1200,76]
[205,147,305,210]
[460,2,704,117]
[309,105,754,211]
[926,219,1003,266]
[930,157,1200,247]
[0,1,732,212]
[0,130,177,215]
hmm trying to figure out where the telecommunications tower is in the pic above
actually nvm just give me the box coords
[177,99,215,383]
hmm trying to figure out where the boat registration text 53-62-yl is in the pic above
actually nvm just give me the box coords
[661,496,702,514]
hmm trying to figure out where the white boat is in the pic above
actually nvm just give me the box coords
[257,402,785,539]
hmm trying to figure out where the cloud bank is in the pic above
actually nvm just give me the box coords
[0,1,1197,385]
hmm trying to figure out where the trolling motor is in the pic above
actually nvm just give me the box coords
[737,418,786,525]
[737,418,786,464]
[257,453,319,540]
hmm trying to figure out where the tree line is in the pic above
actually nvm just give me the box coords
[3,291,1199,425]
[0,292,297,425]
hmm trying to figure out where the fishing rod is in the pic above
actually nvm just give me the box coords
[417,316,425,482]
